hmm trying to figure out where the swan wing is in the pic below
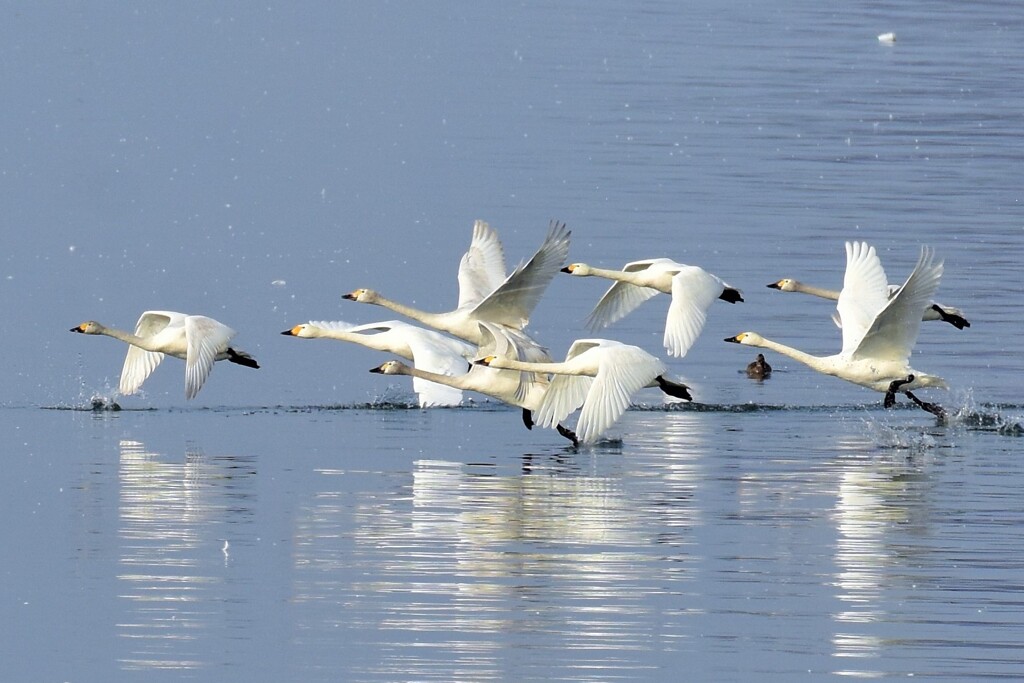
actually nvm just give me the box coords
[837,242,891,354]
[117,311,177,395]
[477,321,551,403]
[183,316,235,399]
[457,220,507,309]
[409,377,464,407]
[574,343,664,444]
[134,311,177,337]
[469,220,571,328]
[662,266,723,358]
[307,319,359,333]
[585,282,660,330]
[534,373,593,429]
[852,246,942,362]
[120,347,165,395]
[405,332,472,378]
[531,339,603,428]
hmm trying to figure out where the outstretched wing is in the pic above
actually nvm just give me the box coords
[852,246,943,363]
[573,343,663,444]
[469,220,571,328]
[662,266,724,358]
[118,311,173,395]
[837,242,891,355]
[457,220,507,309]
[184,316,235,399]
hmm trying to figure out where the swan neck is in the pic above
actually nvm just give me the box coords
[794,282,840,300]
[490,357,579,375]
[100,325,153,350]
[586,266,637,283]
[751,336,826,371]
[373,297,443,329]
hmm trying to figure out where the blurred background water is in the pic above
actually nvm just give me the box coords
[2,1,1022,680]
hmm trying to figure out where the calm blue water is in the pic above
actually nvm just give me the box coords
[2,1,1023,680]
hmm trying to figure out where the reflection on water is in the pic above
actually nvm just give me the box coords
[116,440,255,672]
[291,444,703,681]
[830,454,929,677]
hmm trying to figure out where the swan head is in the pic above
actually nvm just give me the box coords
[724,332,766,346]
[767,278,799,292]
[473,355,498,367]
[71,321,103,335]
[370,360,409,375]
[281,324,312,337]
[343,288,379,303]
[560,263,592,276]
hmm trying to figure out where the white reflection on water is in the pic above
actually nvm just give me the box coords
[116,439,255,672]
[291,437,704,681]
[829,436,931,678]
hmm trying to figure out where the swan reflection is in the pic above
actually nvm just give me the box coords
[291,450,701,680]
[830,445,930,677]
[116,439,255,672]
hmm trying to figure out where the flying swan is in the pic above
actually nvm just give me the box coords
[70,311,259,399]
[370,322,581,445]
[727,242,948,417]
[561,258,743,358]
[343,220,571,345]
[475,338,692,445]
[282,319,476,407]
[767,277,969,329]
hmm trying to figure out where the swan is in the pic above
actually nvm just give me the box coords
[369,322,580,445]
[746,353,772,380]
[281,320,476,407]
[343,220,571,344]
[727,242,948,417]
[475,338,692,445]
[561,258,743,358]
[70,311,259,399]
[767,278,969,329]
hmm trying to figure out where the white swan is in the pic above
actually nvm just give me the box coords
[369,322,579,444]
[767,277,969,329]
[475,338,692,445]
[70,311,259,399]
[727,242,948,416]
[282,320,476,407]
[344,220,571,344]
[561,258,743,358]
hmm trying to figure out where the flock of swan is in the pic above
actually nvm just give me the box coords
[71,220,968,445]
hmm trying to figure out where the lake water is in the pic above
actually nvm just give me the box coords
[3,1,1023,681]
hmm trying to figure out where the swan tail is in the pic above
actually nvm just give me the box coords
[227,348,260,369]
[932,304,970,330]
[719,287,744,304]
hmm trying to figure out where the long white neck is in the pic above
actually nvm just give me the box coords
[791,281,840,301]
[580,265,641,284]
[395,364,470,389]
[369,296,477,342]
[747,336,832,375]
[396,363,538,409]
[97,324,159,351]
[485,356,584,377]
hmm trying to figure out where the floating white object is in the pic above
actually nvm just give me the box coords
[878,32,896,44]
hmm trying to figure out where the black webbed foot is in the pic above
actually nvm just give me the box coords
[905,390,947,419]
[884,375,915,409]
[556,424,579,447]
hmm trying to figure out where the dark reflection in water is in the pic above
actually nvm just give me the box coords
[116,440,256,672]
